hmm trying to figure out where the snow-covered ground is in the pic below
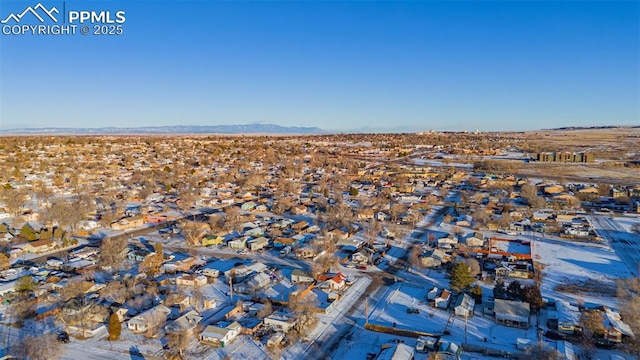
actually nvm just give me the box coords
[588,215,640,277]
[615,216,640,233]
[530,234,630,308]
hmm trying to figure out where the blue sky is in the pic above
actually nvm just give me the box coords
[1,1,638,132]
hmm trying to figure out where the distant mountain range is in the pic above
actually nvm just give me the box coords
[0,124,325,135]
[547,125,640,131]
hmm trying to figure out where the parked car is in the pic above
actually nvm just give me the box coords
[543,330,566,341]
[57,331,70,343]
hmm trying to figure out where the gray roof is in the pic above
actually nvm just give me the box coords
[376,342,415,360]
[494,299,530,322]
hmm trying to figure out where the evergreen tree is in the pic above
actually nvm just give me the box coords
[108,313,121,341]
[471,285,483,304]
[522,284,543,312]
[39,228,53,239]
[20,223,38,241]
[53,227,64,239]
[0,253,10,271]
[450,262,474,292]
[507,280,523,300]
[493,278,507,299]
[16,276,35,294]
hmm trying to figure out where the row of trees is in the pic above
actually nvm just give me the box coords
[492,279,543,312]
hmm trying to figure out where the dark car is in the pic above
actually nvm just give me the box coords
[543,330,566,340]
[57,331,70,343]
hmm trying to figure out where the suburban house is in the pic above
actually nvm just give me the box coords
[175,274,207,287]
[454,294,475,318]
[317,272,347,291]
[421,249,448,268]
[202,235,225,246]
[375,342,415,360]
[603,307,635,343]
[464,232,486,248]
[291,269,314,284]
[244,227,264,238]
[247,237,269,251]
[228,238,247,251]
[162,257,205,273]
[201,266,220,278]
[264,312,297,333]
[274,237,296,249]
[62,298,91,316]
[166,309,203,335]
[427,288,451,309]
[555,300,580,334]
[437,233,458,248]
[235,272,270,294]
[357,209,375,220]
[224,262,267,282]
[111,215,145,231]
[495,262,531,279]
[127,305,171,334]
[22,238,55,254]
[494,299,530,329]
[200,321,242,347]
[351,247,375,265]
[294,247,317,259]
[127,248,150,262]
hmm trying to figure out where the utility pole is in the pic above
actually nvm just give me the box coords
[464,312,468,345]
[365,297,369,325]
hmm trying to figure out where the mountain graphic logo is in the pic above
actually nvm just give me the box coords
[1,3,59,24]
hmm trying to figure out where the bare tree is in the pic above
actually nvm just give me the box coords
[8,295,36,327]
[0,187,27,225]
[99,280,130,303]
[99,237,128,274]
[10,333,61,360]
[579,309,605,359]
[257,301,274,319]
[526,342,559,360]
[617,278,640,357]
[0,253,10,271]
[463,257,481,277]
[287,290,318,339]
[166,329,190,358]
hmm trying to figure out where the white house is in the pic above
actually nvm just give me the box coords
[247,236,269,251]
[235,272,270,294]
[166,310,202,334]
[176,274,207,287]
[494,299,530,329]
[464,232,486,248]
[421,249,448,268]
[454,294,475,318]
[435,289,452,309]
[437,233,458,248]
[200,321,241,347]
[264,312,297,333]
[127,305,171,334]
[228,238,247,251]
[291,269,314,284]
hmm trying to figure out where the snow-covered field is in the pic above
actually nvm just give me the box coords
[616,216,640,234]
[531,235,630,307]
[588,215,640,277]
